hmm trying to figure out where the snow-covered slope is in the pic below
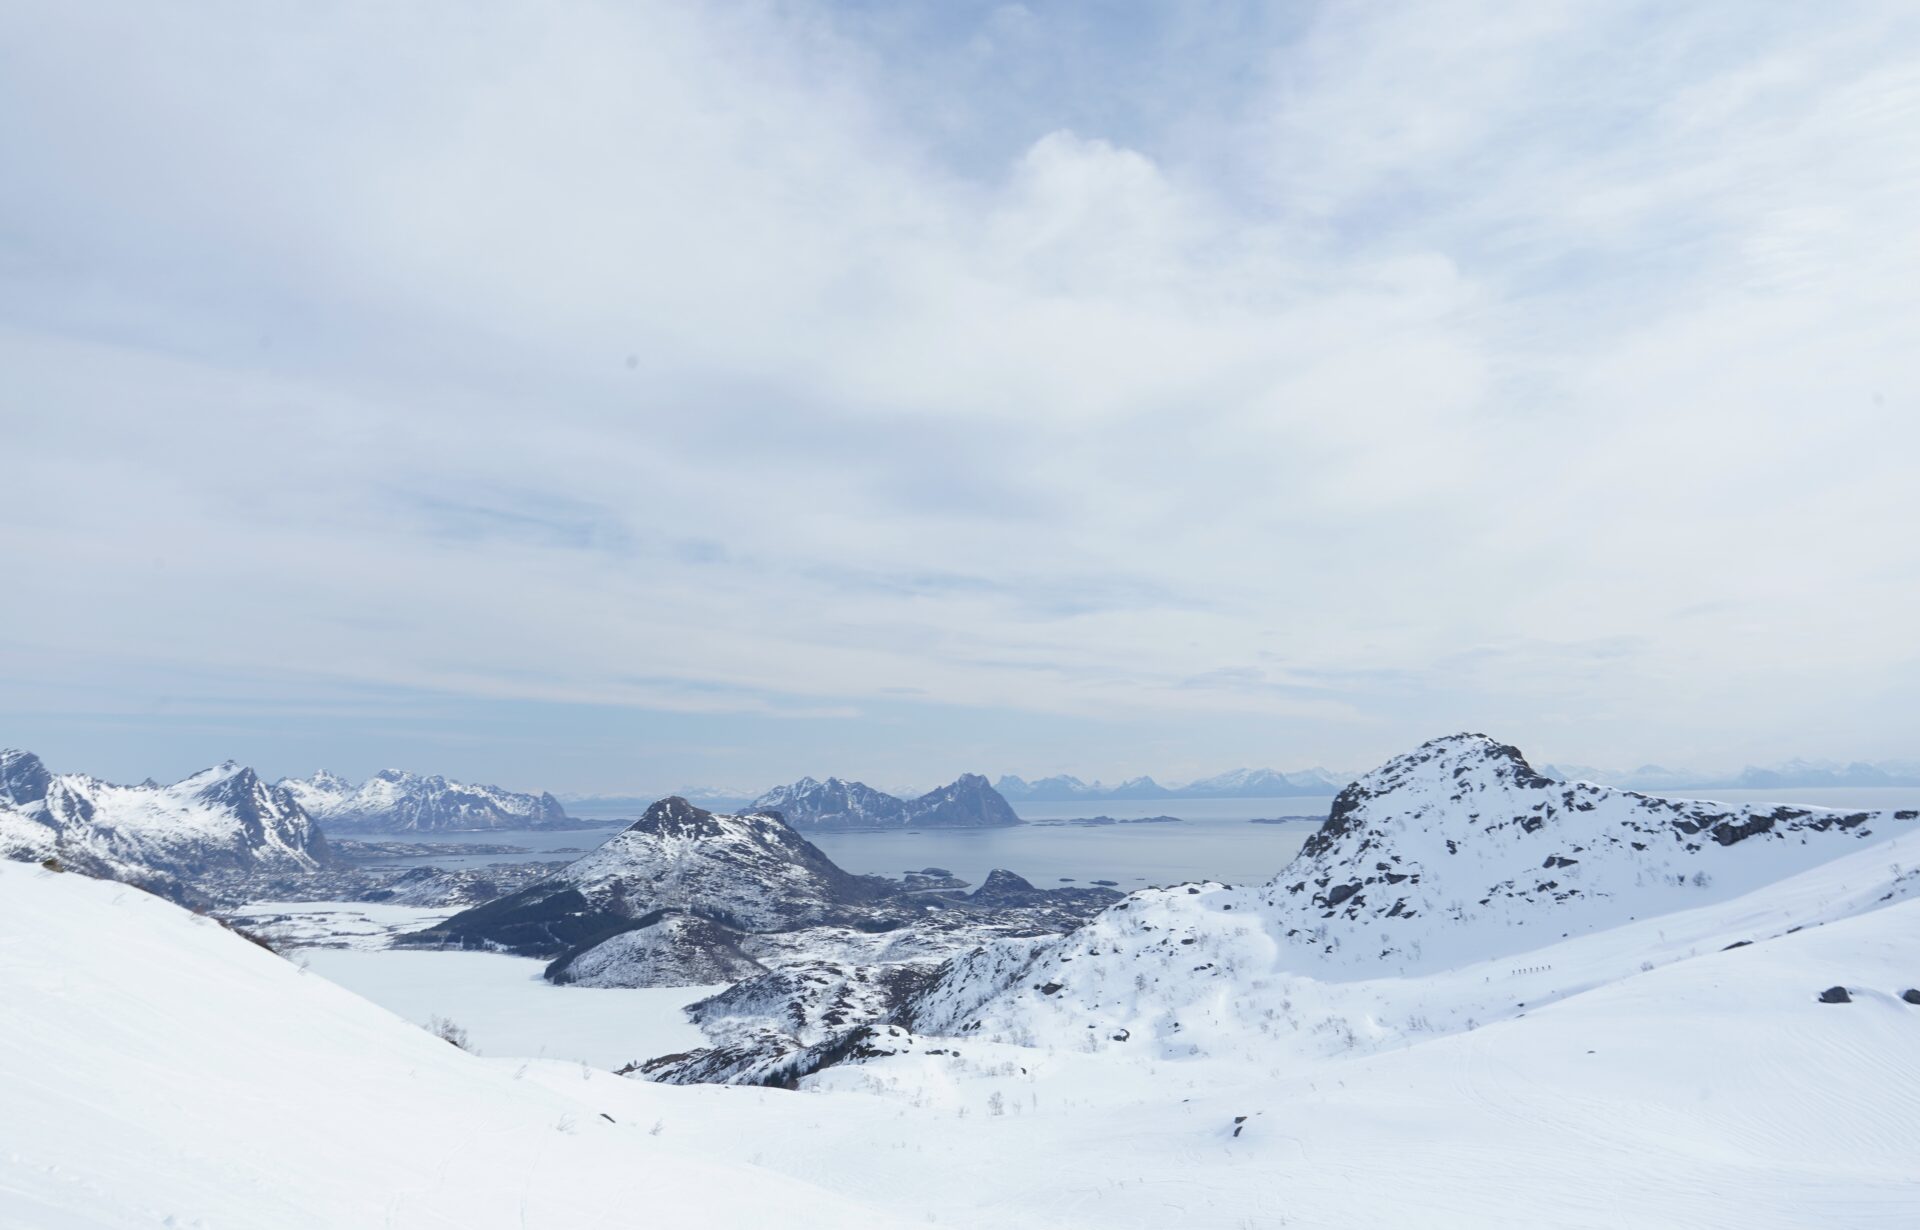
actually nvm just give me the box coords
[781,889,1920,1229]
[907,733,1914,1045]
[0,859,904,1229]
[280,767,570,832]
[546,910,768,988]
[751,772,1019,830]
[0,749,328,887]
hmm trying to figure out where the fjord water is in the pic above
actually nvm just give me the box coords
[343,786,1920,890]
[812,809,1329,888]
[346,797,1331,886]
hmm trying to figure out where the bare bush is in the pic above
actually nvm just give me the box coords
[428,1015,471,1051]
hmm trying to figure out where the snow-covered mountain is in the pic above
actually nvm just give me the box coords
[750,773,1019,830]
[0,748,328,890]
[905,733,1915,1044]
[280,768,570,832]
[546,910,769,988]
[408,796,895,959]
[751,776,907,828]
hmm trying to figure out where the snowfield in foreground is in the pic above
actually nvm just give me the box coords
[0,861,906,1230]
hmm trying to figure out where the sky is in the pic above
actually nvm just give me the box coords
[2,1,1918,796]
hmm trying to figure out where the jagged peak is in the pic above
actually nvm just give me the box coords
[1349,732,1549,793]
[175,760,257,792]
[1301,733,1556,861]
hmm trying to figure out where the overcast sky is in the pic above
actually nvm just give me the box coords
[3,1,1918,795]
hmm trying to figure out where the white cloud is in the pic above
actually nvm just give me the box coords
[1,0,1917,783]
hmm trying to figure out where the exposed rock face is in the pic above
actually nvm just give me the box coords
[640,961,945,1086]
[749,773,1019,831]
[278,769,569,833]
[0,750,328,892]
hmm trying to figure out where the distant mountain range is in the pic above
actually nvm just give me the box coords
[278,769,572,832]
[994,766,1349,801]
[1539,759,1920,792]
[751,773,1019,831]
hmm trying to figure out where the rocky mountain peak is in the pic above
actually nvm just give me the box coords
[1303,732,1550,860]
[0,749,52,806]
[190,763,262,803]
[626,795,738,839]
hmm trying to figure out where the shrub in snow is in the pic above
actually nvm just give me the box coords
[428,1015,471,1050]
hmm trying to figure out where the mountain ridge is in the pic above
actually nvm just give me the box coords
[0,748,329,894]
[750,772,1018,830]
[279,768,571,832]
